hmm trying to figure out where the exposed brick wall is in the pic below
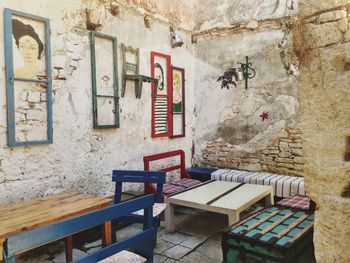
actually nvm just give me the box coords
[197,128,304,176]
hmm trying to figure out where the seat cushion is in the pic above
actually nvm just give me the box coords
[98,250,146,263]
[132,202,167,217]
[153,178,202,195]
[162,183,185,195]
[276,195,310,210]
[171,178,201,188]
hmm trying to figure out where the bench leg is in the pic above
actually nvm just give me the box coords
[65,236,73,262]
[228,211,239,227]
[165,203,175,232]
[101,221,112,246]
[0,238,4,262]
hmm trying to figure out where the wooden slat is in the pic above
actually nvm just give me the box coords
[0,196,111,231]
[0,192,112,239]
[274,214,309,238]
[258,212,295,235]
[0,196,109,229]
[242,210,281,232]
[0,193,107,223]
[285,223,313,245]
[210,184,273,211]
[0,192,84,220]
[207,183,245,205]
[0,192,78,213]
[168,181,241,205]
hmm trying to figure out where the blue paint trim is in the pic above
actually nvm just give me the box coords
[4,8,16,147]
[4,8,53,147]
[45,18,53,144]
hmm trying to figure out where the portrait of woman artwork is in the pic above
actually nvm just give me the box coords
[171,66,185,138]
[12,18,45,79]
[4,9,53,147]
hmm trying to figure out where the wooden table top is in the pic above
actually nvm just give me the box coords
[166,181,273,212]
[0,191,112,239]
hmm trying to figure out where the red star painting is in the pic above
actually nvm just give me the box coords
[259,111,269,121]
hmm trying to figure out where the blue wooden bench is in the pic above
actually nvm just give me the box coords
[2,195,156,263]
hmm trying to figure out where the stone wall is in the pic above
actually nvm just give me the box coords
[193,0,301,175]
[0,0,196,204]
[296,1,350,262]
[197,128,304,176]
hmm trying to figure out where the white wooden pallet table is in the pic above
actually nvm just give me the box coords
[164,180,274,232]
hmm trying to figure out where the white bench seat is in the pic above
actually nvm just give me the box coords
[211,169,306,198]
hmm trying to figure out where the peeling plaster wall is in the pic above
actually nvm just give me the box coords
[296,1,350,261]
[196,0,297,31]
[0,0,196,204]
[193,1,301,175]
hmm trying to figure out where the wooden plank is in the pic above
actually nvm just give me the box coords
[0,192,79,213]
[206,183,245,205]
[242,210,281,232]
[274,214,309,238]
[0,192,112,239]
[0,194,82,220]
[168,181,241,205]
[0,197,111,235]
[259,212,295,235]
[0,194,108,225]
[285,223,313,245]
[210,184,273,211]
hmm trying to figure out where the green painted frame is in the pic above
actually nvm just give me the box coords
[4,8,53,147]
[121,43,158,99]
[90,31,119,129]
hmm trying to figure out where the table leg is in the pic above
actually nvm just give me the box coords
[165,203,175,232]
[265,192,274,206]
[101,221,112,246]
[228,211,239,227]
[0,238,4,262]
[65,236,73,263]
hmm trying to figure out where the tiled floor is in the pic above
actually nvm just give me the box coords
[16,206,228,263]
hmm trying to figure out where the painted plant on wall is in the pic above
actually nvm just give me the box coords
[4,9,53,147]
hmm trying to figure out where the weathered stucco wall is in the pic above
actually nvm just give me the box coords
[193,0,302,176]
[296,1,350,261]
[195,0,298,31]
[0,0,196,204]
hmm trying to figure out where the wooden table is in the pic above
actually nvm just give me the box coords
[165,181,274,232]
[0,191,112,262]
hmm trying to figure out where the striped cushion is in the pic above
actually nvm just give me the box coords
[153,178,201,195]
[171,178,202,188]
[276,195,310,210]
[162,183,185,195]
[211,169,306,198]
[98,250,146,263]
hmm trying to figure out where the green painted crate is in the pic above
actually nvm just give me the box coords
[222,207,315,263]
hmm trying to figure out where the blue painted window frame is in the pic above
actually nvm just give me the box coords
[90,31,119,129]
[4,8,53,147]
